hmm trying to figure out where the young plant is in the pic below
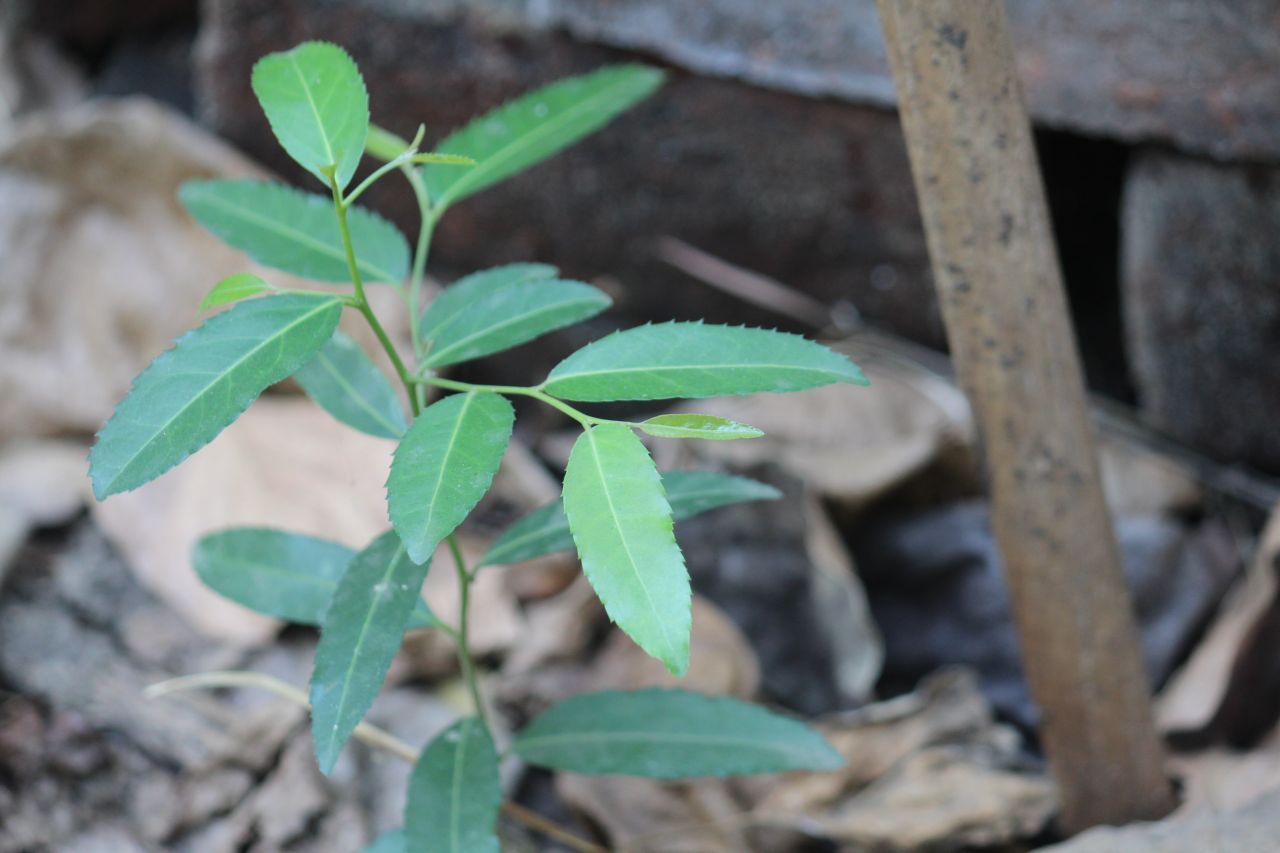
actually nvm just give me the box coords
[90,41,868,851]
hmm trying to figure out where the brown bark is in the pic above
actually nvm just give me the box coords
[873,0,1175,830]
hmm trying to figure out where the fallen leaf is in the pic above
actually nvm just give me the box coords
[91,397,395,644]
[0,439,92,526]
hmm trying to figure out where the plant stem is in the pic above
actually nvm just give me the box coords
[145,672,606,853]
[416,375,601,427]
[403,167,436,361]
[327,171,421,417]
[447,533,491,732]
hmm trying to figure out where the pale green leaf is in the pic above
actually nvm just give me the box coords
[418,263,557,345]
[311,530,431,774]
[422,279,610,368]
[514,689,844,777]
[90,294,342,499]
[405,717,501,853]
[387,393,514,564]
[410,152,477,166]
[180,179,408,284]
[366,124,412,161]
[544,322,869,402]
[193,527,433,628]
[637,413,763,440]
[295,331,407,439]
[423,65,664,209]
[251,41,369,188]
[478,470,780,568]
[199,272,272,311]
[562,424,689,675]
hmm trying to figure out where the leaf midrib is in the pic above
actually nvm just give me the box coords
[423,393,476,546]
[197,191,396,283]
[548,361,855,385]
[583,428,675,664]
[435,73,649,208]
[483,481,767,566]
[518,729,798,752]
[287,51,337,172]
[321,541,410,761]
[107,298,339,490]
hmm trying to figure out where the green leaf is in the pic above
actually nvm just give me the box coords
[637,413,764,440]
[562,424,690,676]
[544,322,869,402]
[410,152,477,167]
[310,530,431,774]
[90,294,342,499]
[405,717,501,853]
[199,272,272,311]
[387,393,515,564]
[366,124,412,161]
[251,41,369,189]
[193,527,433,629]
[422,279,611,368]
[418,263,557,345]
[181,179,409,284]
[294,331,407,439]
[423,64,664,209]
[362,829,406,853]
[514,689,844,777]
[657,469,784,516]
[478,470,780,568]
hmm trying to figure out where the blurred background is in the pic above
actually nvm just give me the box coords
[2,1,1280,850]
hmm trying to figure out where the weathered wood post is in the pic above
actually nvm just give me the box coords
[873,0,1175,830]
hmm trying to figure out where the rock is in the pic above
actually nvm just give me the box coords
[95,34,197,114]
[1122,150,1280,474]
[195,0,943,352]
[851,501,1238,730]
[203,0,1280,165]
[25,0,197,56]
[1042,786,1280,852]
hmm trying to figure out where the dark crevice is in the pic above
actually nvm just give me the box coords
[1035,127,1134,403]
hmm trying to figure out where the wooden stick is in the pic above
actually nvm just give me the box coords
[874,0,1174,830]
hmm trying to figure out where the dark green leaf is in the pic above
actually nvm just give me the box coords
[637,413,764,440]
[193,527,433,628]
[180,179,408,284]
[514,689,844,777]
[251,41,369,188]
[387,393,514,564]
[422,279,610,368]
[294,330,407,438]
[478,470,780,568]
[418,263,557,345]
[199,272,272,311]
[311,530,431,773]
[423,65,664,209]
[562,424,689,675]
[404,717,501,853]
[544,322,869,402]
[90,294,342,499]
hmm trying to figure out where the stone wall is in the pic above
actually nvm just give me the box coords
[194,0,1280,473]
